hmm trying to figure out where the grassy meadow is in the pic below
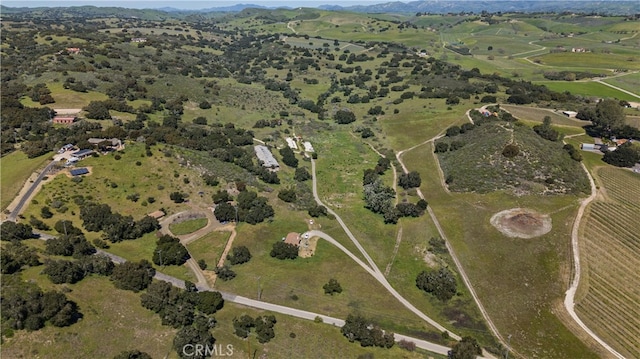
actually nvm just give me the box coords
[169,218,208,235]
[400,143,598,358]
[186,230,231,269]
[1,151,51,211]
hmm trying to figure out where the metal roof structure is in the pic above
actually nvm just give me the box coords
[254,145,279,168]
[70,168,89,176]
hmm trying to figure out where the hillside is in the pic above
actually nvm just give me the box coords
[436,118,590,195]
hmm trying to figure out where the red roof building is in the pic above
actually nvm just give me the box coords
[284,232,301,246]
[53,116,76,125]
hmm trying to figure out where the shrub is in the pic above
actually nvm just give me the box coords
[270,241,298,260]
[502,143,519,158]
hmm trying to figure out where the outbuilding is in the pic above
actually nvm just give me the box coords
[284,232,301,246]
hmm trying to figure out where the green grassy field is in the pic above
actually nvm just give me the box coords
[601,72,640,96]
[536,81,639,102]
[576,167,640,358]
[169,218,208,235]
[530,52,640,71]
[500,105,589,126]
[401,144,597,358]
[20,82,108,109]
[212,302,439,359]
[1,273,177,359]
[186,230,230,269]
[213,214,444,339]
[0,151,51,211]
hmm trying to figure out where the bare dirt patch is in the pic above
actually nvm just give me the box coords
[490,208,552,238]
[299,236,318,258]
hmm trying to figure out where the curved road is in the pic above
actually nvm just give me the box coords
[396,134,504,358]
[310,158,462,341]
[8,160,57,221]
[563,163,625,358]
[84,241,458,356]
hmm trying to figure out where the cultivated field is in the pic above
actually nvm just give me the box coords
[576,167,640,358]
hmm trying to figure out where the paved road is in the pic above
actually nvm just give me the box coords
[103,244,455,355]
[8,160,57,221]
[31,230,463,356]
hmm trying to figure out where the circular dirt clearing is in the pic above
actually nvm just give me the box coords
[490,208,551,238]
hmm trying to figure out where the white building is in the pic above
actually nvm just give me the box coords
[303,141,315,153]
[254,145,279,169]
[285,137,298,150]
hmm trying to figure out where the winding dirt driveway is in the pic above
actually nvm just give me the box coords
[396,133,503,358]
[310,158,463,341]
[563,162,625,358]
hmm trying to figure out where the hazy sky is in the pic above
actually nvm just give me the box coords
[2,0,387,9]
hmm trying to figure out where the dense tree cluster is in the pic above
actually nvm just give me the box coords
[270,241,299,260]
[341,314,395,348]
[603,142,640,167]
[450,336,483,359]
[278,188,297,203]
[173,315,217,359]
[153,235,190,266]
[1,241,40,274]
[416,267,457,301]
[227,246,252,265]
[533,116,561,142]
[398,171,421,189]
[294,167,311,181]
[110,260,155,292]
[233,314,277,343]
[0,221,35,241]
[1,278,82,331]
[80,203,159,242]
[214,264,236,281]
[235,190,274,224]
[323,278,343,295]
[141,281,223,328]
[334,109,356,124]
[279,146,299,168]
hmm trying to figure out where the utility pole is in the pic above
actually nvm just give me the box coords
[505,334,512,359]
[158,249,163,267]
[257,276,261,300]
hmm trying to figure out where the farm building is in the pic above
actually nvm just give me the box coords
[53,116,77,125]
[581,143,596,150]
[562,111,578,118]
[303,141,315,153]
[254,145,279,169]
[58,144,74,153]
[285,137,298,150]
[72,149,93,159]
[69,168,89,176]
[284,232,301,246]
[148,210,166,219]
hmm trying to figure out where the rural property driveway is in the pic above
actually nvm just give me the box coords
[310,158,463,341]
[7,160,58,221]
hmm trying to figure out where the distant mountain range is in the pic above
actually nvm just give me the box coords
[319,1,639,14]
[2,1,637,16]
[159,1,638,15]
